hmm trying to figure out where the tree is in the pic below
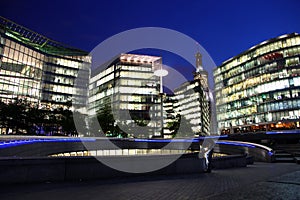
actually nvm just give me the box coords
[0,101,8,134]
[88,100,128,138]
[0,98,83,136]
[61,109,75,136]
[167,114,194,138]
[167,114,181,138]
[3,98,30,134]
[97,103,115,134]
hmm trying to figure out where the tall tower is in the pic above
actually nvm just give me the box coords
[194,51,208,90]
[191,51,210,135]
[195,50,218,135]
[196,52,204,71]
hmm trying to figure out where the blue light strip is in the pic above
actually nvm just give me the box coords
[216,141,274,156]
[216,141,256,148]
[0,137,274,157]
[0,138,96,149]
[266,130,300,134]
[198,135,228,139]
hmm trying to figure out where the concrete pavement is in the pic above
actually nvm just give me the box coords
[1,163,299,200]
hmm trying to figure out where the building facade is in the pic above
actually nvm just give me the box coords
[214,33,300,134]
[169,52,211,137]
[173,78,210,136]
[0,17,91,110]
[89,54,162,138]
[163,94,178,138]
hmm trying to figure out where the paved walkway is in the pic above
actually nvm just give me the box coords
[1,163,300,200]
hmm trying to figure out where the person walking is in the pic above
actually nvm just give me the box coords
[199,138,215,173]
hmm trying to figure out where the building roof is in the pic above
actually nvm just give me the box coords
[120,53,161,63]
[219,32,300,67]
[91,53,162,77]
[0,16,88,56]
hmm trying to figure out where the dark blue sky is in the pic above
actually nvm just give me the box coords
[2,0,300,88]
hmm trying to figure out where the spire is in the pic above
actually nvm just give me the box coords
[195,42,203,72]
[196,51,203,71]
[194,49,208,89]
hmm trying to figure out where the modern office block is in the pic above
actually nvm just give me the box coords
[0,17,91,110]
[171,52,211,136]
[214,33,300,134]
[163,94,178,138]
[174,79,210,136]
[88,53,162,138]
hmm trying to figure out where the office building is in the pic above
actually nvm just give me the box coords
[163,94,178,138]
[171,52,211,136]
[0,16,91,110]
[0,16,91,135]
[88,53,162,138]
[214,33,300,134]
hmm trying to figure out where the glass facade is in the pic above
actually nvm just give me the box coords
[89,54,161,138]
[163,94,178,138]
[0,17,91,109]
[0,36,43,103]
[214,33,300,134]
[162,52,211,137]
[174,75,211,136]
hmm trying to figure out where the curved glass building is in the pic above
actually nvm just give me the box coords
[0,16,91,109]
[214,33,300,134]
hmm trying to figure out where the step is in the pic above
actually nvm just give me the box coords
[294,157,300,164]
[275,153,293,157]
[293,152,300,156]
[275,157,295,163]
[274,150,286,153]
[277,148,300,152]
[274,146,300,149]
[281,148,300,151]
[277,146,300,148]
[274,144,300,148]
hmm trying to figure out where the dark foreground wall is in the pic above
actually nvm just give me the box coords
[0,153,204,184]
[212,154,248,169]
[0,153,248,184]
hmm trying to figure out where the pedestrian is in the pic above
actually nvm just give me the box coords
[199,138,215,173]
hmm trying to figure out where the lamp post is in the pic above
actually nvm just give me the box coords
[154,65,168,138]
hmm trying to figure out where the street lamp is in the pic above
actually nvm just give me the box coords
[154,65,168,138]
[154,68,168,93]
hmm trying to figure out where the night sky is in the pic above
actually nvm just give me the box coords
[1,0,300,89]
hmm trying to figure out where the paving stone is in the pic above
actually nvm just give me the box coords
[0,163,299,200]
